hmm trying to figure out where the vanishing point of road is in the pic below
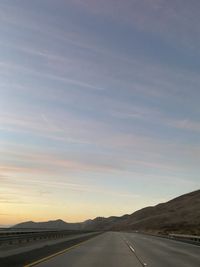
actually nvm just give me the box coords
[26,232,200,267]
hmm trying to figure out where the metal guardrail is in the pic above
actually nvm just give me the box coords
[168,234,200,244]
[0,229,93,247]
[130,231,200,246]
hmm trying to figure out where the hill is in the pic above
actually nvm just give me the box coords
[112,189,200,234]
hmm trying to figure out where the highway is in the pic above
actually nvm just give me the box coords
[26,231,200,267]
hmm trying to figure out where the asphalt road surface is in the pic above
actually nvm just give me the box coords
[29,232,200,267]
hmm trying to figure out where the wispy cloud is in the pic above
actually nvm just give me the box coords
[1,175,140,201]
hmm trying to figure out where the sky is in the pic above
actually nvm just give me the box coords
[0,0,200,226]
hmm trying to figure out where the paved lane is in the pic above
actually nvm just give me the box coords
[33,232,141,267]
[30,232,200,267]
[123,232,200,267]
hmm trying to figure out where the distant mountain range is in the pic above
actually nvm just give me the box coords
[13,189,200,235]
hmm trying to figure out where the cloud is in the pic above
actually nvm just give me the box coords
[1,11,200,111]
[0,174,9,182]
[1,175,139,200]
[0,193,29,205]
[0,60,105,93]
[0,149,122,176]
[169,118,200,133]
[1,132,198,180]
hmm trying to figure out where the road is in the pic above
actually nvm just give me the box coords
[27,232,200,267]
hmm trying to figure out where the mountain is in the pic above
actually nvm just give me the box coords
[13,190,200,235]
[12,219,81,230]
[12,216,129,231]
